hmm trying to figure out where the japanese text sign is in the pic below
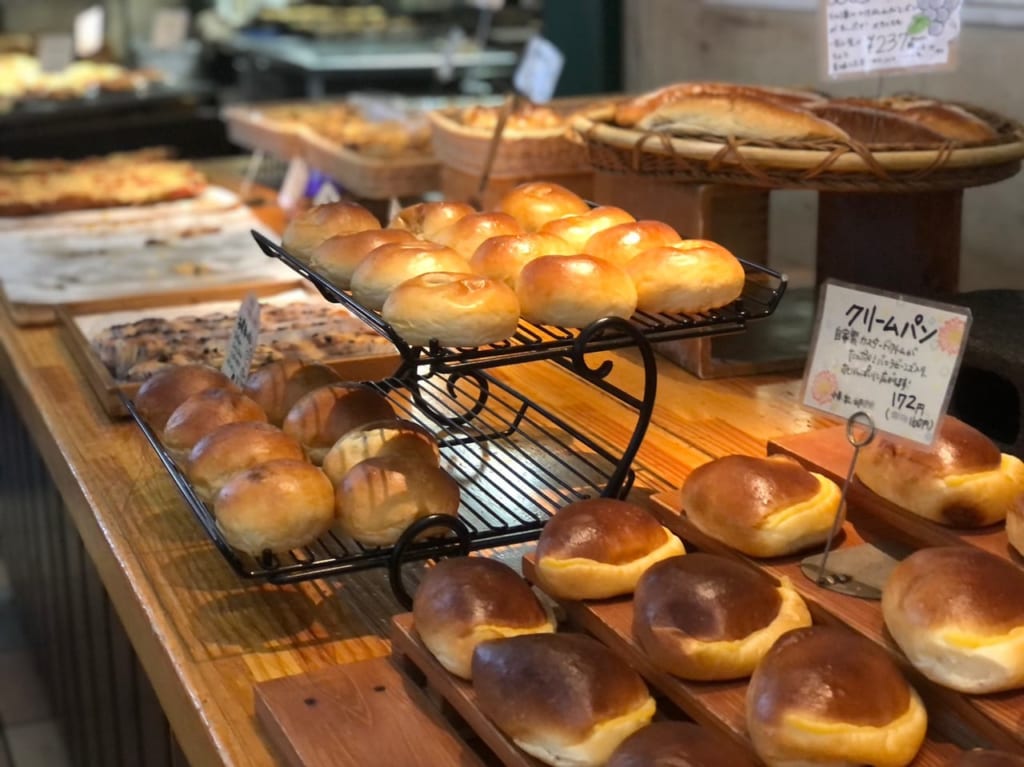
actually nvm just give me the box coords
[513,35,564,104]
[222,294,262,385]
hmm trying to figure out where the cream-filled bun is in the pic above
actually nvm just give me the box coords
[134,364,238,432]
[472,633,656,767]
[882,547,1024,694]
[680,455,841,558]
[952,751,1024,767]
[607,722,758,767]
[516,255,637,328]
[625,239,745,315]
[335,455,460,546]
[856,416,1024,528]
[534,498,685,600]
[413,557,556,679]
[633,554,811,681]
[283,383,395,465]
[430,211,523,260]
[383,272,520,348]
[539,206,636,252]
[309,228,417,288]
[215,459,334,555]
[583,220,682,269]
[747,626,927,767]
[322,418,440,485]
[187,422,306,504]
[497,181,590,232]
[388,201,476,240]
[243,359,342,426]
[469,232,575,288]
[281,201,381,262]
[162,388,267,465]
[350,242,472,310]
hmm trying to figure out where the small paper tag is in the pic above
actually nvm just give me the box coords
[436,26,465,83]
[387,196,402,223]
[801,280,971,445]
[74,5,105,59]
[312,181,342,206]
[37,35,74,73]
[513,35,564,103]
[151,8,190,51]
[222,294,262,385]
[277,158,310,212]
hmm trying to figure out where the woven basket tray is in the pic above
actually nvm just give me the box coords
[573,105,1024,192]
[302,131,439,200]
[221,106,309,159]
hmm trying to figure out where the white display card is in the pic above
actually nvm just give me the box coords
[802,281,971,445]
[74,5,105,58]
[513,35,564,104]
[312,181,341,206]
[151,8,191,50]
[277,158,310,211]
[222,294,262,385]
[822,0,962,80]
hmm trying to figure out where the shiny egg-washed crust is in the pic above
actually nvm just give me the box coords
[134,364,237,432]
[582,220,682,269]
[624,239,745,315]
[538,206,636,252]
[516,255,638,329]
[350,242,472,311]
[430,211,524,260]
[322,418,439,486]
[497,181,590,232]
[388,201,476,240]
[469,232,575,288]
[162,388,267,464]
[607,721,758,767]
[281,201,381,261]
[282,383,395,464]
[243,360,342,426]
[309,228,417,289]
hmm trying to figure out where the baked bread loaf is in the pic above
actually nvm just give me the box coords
[497,181,590,232]
[310,228,418,288]
[747,625,927,767]
[335,455,460,546]
[162,388,267,465]
[187,422,306,504]
[243,360,342,426]
[534,498,685,599]
[469,232,575,288]
[582,221,681,268]
[323,418,439,486]
[882,546,1024,694]
[539,206,636,252]
[282,383,395,464]
[809,102,947,144]
[282,201,381,262]
[413,556,555,679]
[134,364,237,432]
[633,554,811,680]
[856,416,1024,528]
[382,272,520,347]
[680,454,841,557]
[517,255,637,328]
[472,633,656,767]
[607,722,757,767]
[350,242,472,310]
[879,98,997,142]
[952,751,1024,767]
[389,201,476,240]
[215,459,334,555]
[430,211,524,260]
[625,240,745,314]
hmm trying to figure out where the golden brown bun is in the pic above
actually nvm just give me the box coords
[282,201,381,261]
[582,220,681,268]
[535,498,685,599]
[539,206,636,252]
[335,455,460,546]
[469,232,575,288]
[187,422,306,504]
[350,242,472,310]
[282,383,395,464]
[747,625,927,767]
[388,201,476,240]
[680,454,841,558]
[215,459,334,555]
[633,554,811,681]
[309,228,418,289]
[953,751,1024,767]
[382,272,520,348]
[430,212,524,260]
[473,633,656,767]
[613,82,826,127]
[134,364,237,432]
[243,360,342,426]
[322,418,439,485]
[412,557,556,679]
[625,240,745,315]
[607,722,758,767]
[882,546,1024,694]
[1008,496,1024,557]
[162,389,267,464]
[497,182,590,232]
[517,255,637,329]
[856,416,1024,528]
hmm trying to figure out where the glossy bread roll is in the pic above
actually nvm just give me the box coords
[1008,498,1024,557]
[534,498,685,599]
[244,360,342,426]
[134,364,237,432]
[625,240,745,314]
[431,211,523,260]
[856,416,1024,528]
[322,418,439,484]
[215,459,334,555]
[517,255,637,328]
[680,454,841,557]
[539,206,636,252]
[497,181,590,232]
[350,242,472,310]
[607,722,758,767]
[187,422,306,504]
[472,634,656,767]
[469,232,575,288]
[309,228,417,288]
[882,547,1024,694]
[633,554,811,681]
[582,220,681,268]
[413,557,555,679]
[282,201,381,261]
[162,388,267,464]
[747,626,927,767]
[388,201,476,240]
[283,383,395,464]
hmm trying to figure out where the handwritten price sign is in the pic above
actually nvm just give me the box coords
[222,294,262,385]
[802,281,971,445]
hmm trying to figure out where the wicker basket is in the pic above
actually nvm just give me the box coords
[221,106,308,159]
[302,131,439,200]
